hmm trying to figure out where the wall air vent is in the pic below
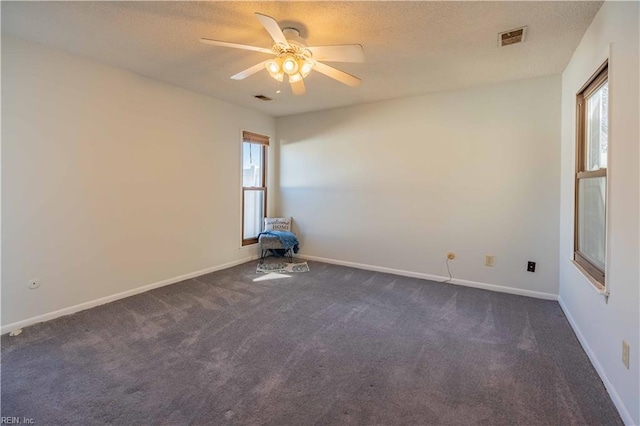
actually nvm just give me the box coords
[254,95,273,101]
[498,26,527,47]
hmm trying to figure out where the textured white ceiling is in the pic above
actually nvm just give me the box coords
[2,1,602,117]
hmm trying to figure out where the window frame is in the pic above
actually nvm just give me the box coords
[241,131,269,247]
[574,62,608,288]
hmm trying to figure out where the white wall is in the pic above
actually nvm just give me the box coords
[276,75,561,298]
[1,37,275,328]
[558,2,639,424]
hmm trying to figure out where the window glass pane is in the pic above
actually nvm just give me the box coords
[586,82,608,170]
[243,189,265,240]
[578,177,606,270]
[243,143,263,187]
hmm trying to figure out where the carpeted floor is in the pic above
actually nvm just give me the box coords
[1,260,622,425]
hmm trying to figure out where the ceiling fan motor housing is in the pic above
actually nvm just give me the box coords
[273,28,312,64]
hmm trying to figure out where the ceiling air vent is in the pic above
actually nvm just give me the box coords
[498,26,527,47]
[254,95,272,101]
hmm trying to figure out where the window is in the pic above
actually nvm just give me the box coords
[575,63,608,287]
[242,131,268,246]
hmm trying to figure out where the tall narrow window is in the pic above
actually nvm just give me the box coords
[242,131,268,246]
[575,63,608,287]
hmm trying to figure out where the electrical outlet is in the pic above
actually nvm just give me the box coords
[622,340,630,369]
[485,255,495,267]
[527,261,536,272]
[27,279,40,290]
[447,252,455,260]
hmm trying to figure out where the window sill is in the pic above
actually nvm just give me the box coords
[570,259,608,297]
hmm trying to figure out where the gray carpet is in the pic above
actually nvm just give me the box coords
[1,260,622,425]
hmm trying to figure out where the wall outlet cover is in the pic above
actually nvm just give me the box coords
[527,261,536,272]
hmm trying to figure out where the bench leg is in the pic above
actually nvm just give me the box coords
[260,249,268,264]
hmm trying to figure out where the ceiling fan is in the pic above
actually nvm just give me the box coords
[199,13,364,95]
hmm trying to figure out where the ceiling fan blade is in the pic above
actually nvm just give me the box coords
[307,45,364,63]
[199,38,274,55]
[313,61,362,87]
[290,79,306,96]
[231,60,271,80]
[255,13,289,47]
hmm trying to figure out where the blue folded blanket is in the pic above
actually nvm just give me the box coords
[258,230,300,254]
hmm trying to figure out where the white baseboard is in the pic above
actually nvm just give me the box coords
[1,255,259,335]
[298,254,558,301]
[558,297,634,426]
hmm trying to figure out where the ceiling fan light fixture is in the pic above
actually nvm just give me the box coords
[265,58,284,81]
[299,59,314,78]
[288,72,303,83]
[266,58,281,74]
[282,55,299,75]
[271,70,285,82]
